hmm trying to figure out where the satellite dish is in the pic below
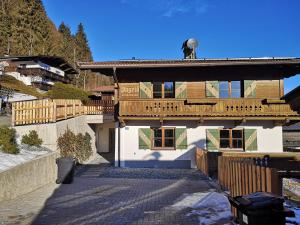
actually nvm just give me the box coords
[187,38,199,49]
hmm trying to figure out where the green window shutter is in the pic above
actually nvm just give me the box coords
[175,82,187,99]
[139,82,153,99]
[244,80,257,98]
[138,128,151,149]
[206,81,219,98]
[176,128,187,149]
[244,129,258,151]
[206,129,220,150]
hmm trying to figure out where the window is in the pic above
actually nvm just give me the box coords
[152,127,175,149]
[220,129,243,149]
[219,81,242,98]
[153,82,175,98]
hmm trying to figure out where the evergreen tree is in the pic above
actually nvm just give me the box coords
[75,23,93,62]
[0,0,12,55]
[58,22,75,64]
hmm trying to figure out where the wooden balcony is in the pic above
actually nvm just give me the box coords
[119,99,300,121]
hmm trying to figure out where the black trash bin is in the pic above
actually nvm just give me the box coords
[56,157,75,184]
[228,192,295,225]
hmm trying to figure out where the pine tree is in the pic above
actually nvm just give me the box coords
[0,0,12,55]
[58,22,75,64]
[75,23,93,62]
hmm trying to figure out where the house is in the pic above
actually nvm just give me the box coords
[90,85,115,100]
[283,85,300,151]
[78,57,300,168]
[0,56,77,91]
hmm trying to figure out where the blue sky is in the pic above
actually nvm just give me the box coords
[43,0,300,93]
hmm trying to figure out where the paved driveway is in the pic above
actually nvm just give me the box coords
[0,166,232,225]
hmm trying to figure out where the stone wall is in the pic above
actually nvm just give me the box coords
[0,152,59,201]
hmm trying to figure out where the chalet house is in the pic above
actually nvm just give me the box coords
[283,85,300,151]
[78,58,300,168]
[0,56,77,91]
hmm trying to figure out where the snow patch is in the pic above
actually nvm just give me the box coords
[171,191,232,225]
[0,142,51,172]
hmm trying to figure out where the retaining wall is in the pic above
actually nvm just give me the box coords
[0,152,59,201]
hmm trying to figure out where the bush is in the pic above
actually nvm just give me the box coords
[0,126,19,154]
[47,82,90,103]
[57,128,92,163]
[21,130,43,147]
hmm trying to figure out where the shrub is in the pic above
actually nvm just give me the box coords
[57,128,92,163]
[21,130,43,147]
[0,126,19,154]
[47,82,90,103]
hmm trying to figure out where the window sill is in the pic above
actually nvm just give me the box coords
[151,148,176,151]
[219,148,244,152]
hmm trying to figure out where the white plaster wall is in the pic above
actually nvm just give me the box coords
[96,122,115,153]
[119,120,283,168]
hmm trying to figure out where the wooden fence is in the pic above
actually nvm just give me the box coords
[12,99,114,125]
[196,148,300,196]
[218,156,282,196]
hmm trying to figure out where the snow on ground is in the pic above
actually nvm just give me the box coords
[286,203,300,224]
[284,178,300,198]
[171,190,232,225]
[0,139,51,172]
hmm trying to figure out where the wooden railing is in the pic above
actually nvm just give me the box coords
[85,100,114,114]
[12,99,114,125]
[119,99,299,118]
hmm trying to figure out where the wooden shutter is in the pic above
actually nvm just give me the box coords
[206,129,220,150]
[139,82,153,99]
[138,128,151,149]
[244,80,257,98]
[244,129,258,151]
[175,82,187,99]
[206,81,219,98]
[176,128,187,149]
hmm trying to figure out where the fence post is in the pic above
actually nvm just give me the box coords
[11,102,15,126]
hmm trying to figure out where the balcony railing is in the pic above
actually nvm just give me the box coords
[12,99,114,126]
[119,99,300,119]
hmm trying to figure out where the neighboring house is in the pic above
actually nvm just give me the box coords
[0,56,77,91]
[90,85,115,100]
[283,86,300,151]
[78,57,300,168]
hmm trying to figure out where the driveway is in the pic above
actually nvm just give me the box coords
[0,166,232,225]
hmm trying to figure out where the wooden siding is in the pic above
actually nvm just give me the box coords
[256,80,281,99]
[118,83,139,100]
[187,82,206,99]
[118,80,283,100]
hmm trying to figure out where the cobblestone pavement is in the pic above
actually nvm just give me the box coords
[0,166,227,225]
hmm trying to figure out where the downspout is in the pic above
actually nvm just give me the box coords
[113,67,121,167]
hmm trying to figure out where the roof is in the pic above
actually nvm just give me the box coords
[284,85,300,101]
[283,122,300,131]
[91,85,115,92]
[78,57,300,81]
[0,55,78,74]
[78,57,300,69]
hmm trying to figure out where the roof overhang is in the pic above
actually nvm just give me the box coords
[0,55,78,75]
[78,57,300,82]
